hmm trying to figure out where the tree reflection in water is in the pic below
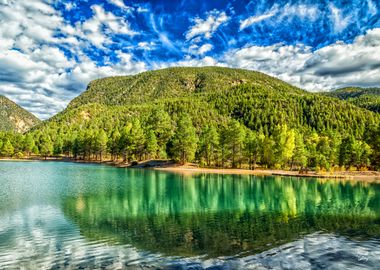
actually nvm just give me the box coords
[62,170,380,258]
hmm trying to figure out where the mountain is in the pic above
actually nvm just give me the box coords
[53,67,378,137]
[68,66,304,108]
[0,95,40,133]
[4,67,380,169]
[324,87,380,113]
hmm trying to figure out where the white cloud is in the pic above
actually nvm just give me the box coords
[0,1,144,119]
[189,43,213,55]
[281,4,319,21]
[240,4,320,30]
[64,2,76,11]
[154,56,224,70]
[108,0,130,10]
[0,49,146,119]
[329,4,351,33]
[240,11,276,30]
[186,10,229,40]
[76,5,137,47]
[136,6,149,13]
[198,44,213,55]
[137,41,156,50]
[148,13,180,53]
[367,0,377,16]
[224,28,380,91]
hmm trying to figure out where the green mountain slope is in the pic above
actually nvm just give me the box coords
[4,67,380,169]
[52,67,378,137]
[68,66,304,108]
[0,95,40,132]
[324,87,380,113]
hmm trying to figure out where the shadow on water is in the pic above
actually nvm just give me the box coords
[61,169,380,258]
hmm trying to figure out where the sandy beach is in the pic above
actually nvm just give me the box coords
[1,157,380,182]
[153,164,380,182]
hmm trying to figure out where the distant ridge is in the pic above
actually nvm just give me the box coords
[0,95,40,132]
[324,87,380,113]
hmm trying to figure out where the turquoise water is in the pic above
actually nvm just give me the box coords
[0,161,379,269]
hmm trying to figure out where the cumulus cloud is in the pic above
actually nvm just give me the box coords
[0,0,144,119]
[198,44,213,55]
[186,10,229,41]
[224,28,380,91]
[188,43,214,55]
[76,5,137,47]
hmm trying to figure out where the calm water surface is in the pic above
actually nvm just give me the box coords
[0,161,379,269]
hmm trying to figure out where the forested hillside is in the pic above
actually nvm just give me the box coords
[324,87,380,113]
[1,67,379,170]
[0,95,40,132]
[68,67,304,108]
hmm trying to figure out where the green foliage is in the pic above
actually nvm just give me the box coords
[96,130,108,161]
[221,120,246,168]
[1,139,14,156]
[40,135,53,158]
[69,67,304,108]
[171,114,198,164]
[324,87,380,113]
[198,125,219,166]
[145,130,158,159]
[244,129,259,169]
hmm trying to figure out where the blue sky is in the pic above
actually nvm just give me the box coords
[0,0,379,119]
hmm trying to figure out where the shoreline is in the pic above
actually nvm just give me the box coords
[1,157,380,182]
[154,165,380,182]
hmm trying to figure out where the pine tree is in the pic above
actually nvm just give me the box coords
[97,130,108,161]
[292,131,307,169]
[273,124,295,168]
[109,127,121,161]
[53,136,63,156]
[172,114,198,164]
[244,130,259,170]
[129,118,145,161]
[198,125,219,166]
[24,134,35,156]
[339,136,355,169]
[224,120,246,168]
[40,135,53,159]
[145,129,158,160]
[261,136,275,168]
[120,123,132,162]
[148,108,173,158]
[2,139,14,157]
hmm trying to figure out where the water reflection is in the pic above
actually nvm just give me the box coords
[62,170,380,257]
[0,162,379,269]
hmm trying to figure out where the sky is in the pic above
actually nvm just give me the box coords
[0,0,379,119]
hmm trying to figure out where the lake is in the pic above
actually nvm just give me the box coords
[0,161,379,269]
